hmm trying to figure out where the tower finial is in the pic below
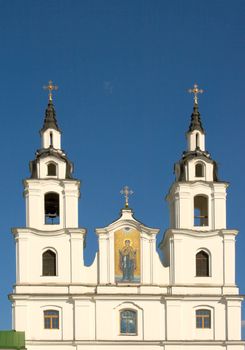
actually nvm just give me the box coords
[188,83,203,105]
[43,80,58,102]
[120,185,133,208]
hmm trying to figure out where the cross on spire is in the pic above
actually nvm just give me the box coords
[120,185,133,208]
[43,80,58,102]
[188,83,204,105]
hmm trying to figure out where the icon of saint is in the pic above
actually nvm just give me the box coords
[119,239,136,282]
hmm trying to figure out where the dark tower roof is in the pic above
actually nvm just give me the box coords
[188,103,205,134]
[40,100,60,133]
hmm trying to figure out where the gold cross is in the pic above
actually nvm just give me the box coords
[43,80,58,101]
[188,83,204,105]
[120,185,133,208]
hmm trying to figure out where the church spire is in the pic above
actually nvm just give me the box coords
[173,84,219,182]
[29,81,73,180]
[41,99,60,133]
[188,103,205,134]
[188,83,205,134]
[41,80,60,133]
[186,84,205,152]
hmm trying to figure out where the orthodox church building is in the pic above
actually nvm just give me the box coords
[10,82,245,350]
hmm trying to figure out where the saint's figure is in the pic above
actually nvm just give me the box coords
[119,239,136,282]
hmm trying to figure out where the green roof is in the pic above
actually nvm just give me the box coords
[0,331,25,350]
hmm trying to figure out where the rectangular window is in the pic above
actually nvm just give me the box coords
[44,310,59,329]
[120,310,137,335]
[196,309,211,328]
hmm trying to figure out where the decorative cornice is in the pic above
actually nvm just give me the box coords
[12,227,86,237]
[160,228,238,249]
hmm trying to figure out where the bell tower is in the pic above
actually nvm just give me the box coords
[25,81,79,230]
[168,84,226,231]
[11,81,86,292]
[159,85,243,342]
[161,84,239,292]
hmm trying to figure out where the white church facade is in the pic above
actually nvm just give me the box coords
[10,82,245,350]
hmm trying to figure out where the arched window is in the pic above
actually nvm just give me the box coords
[120,310,137,335]
[44,310,59,329]
[47,163,57,176]
[196,309,211,328]
[50,132,53,147]
[42,250,56,276]
[44,192,60,224]
[196,133,200,148]
[196,250,209,276]
[195,163,204,177]
[194,195,208,226]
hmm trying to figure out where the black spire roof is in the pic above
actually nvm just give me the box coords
[40,100,60,133]
[188,103,205,134]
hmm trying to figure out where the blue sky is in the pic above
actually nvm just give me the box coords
[0,0,244,337]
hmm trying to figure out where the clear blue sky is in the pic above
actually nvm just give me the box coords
[0,0,244,336]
